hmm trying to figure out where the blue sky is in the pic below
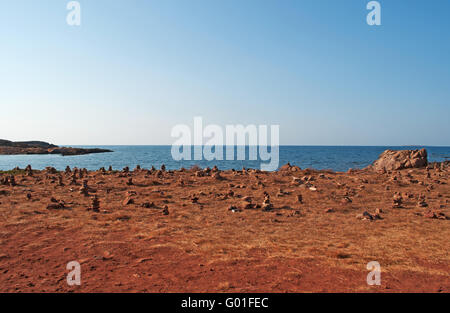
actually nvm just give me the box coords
[1,0,449,145]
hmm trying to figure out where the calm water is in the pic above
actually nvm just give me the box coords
[0,146,449,172]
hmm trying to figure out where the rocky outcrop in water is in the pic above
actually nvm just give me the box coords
[368,149,428,171]
[0,139,112,156]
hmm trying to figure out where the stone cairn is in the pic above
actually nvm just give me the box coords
[90,196,100,212]
[25,165,33,177]
[65,166,71,174]
[0,176,8,186]
[134,165,141,172]
[69,172,78,185]
[123,166,129,174]
[212,171,223,180]
[161,164,166,172]
[108,165,113,172]
[79,180,89,196]
[57,175,64,186]
[1,175,16,186]
[262,192,273,211]
[45,167,58,174]
[393,193,403,208]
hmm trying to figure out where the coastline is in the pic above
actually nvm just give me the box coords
[1,145,450,172]
[0,139,113,157]
[0,151,448,292]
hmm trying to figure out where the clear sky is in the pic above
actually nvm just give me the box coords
[1,0,449,145]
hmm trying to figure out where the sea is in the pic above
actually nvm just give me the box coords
[0,146,449,172]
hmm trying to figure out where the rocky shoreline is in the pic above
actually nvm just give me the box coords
[0,149,448,292]
[0,139,112,156]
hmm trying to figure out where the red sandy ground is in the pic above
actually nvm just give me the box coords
[0,165,448,293]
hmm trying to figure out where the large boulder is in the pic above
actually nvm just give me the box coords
[369,149,428,171]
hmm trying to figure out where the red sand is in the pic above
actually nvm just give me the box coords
[0,165,448,292]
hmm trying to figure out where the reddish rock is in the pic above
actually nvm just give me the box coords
[369,149,428,171]
[393,193,403,208]
[356,211,374,220]
[122,196,134,206]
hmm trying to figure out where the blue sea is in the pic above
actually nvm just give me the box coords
[0,146,449,172]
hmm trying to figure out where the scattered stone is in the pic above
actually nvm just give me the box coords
[212,172,223,180]
[25,165,33,176]
[341,196,352,204]
[424,210,448,220]
[393,193,403,208]
[417,200,428,208]
[9,175,16,186]
[57,175,64,186]
[191,196,199,204]
[89,196,100,212]
[262,193,273,211]
[122,196,134,206]
[195,171,205,177]
[0,177,8,186]
[69,173,77,185]
[126,178,134,186]
[356,211,374,221]
[46,199,65,210]
[162,205,169,215]
[45,167,58,174]
[141,202,155,208]
[228,205,241,213]
[79,180,89,196]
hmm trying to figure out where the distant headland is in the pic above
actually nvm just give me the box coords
[0,139,112,156]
